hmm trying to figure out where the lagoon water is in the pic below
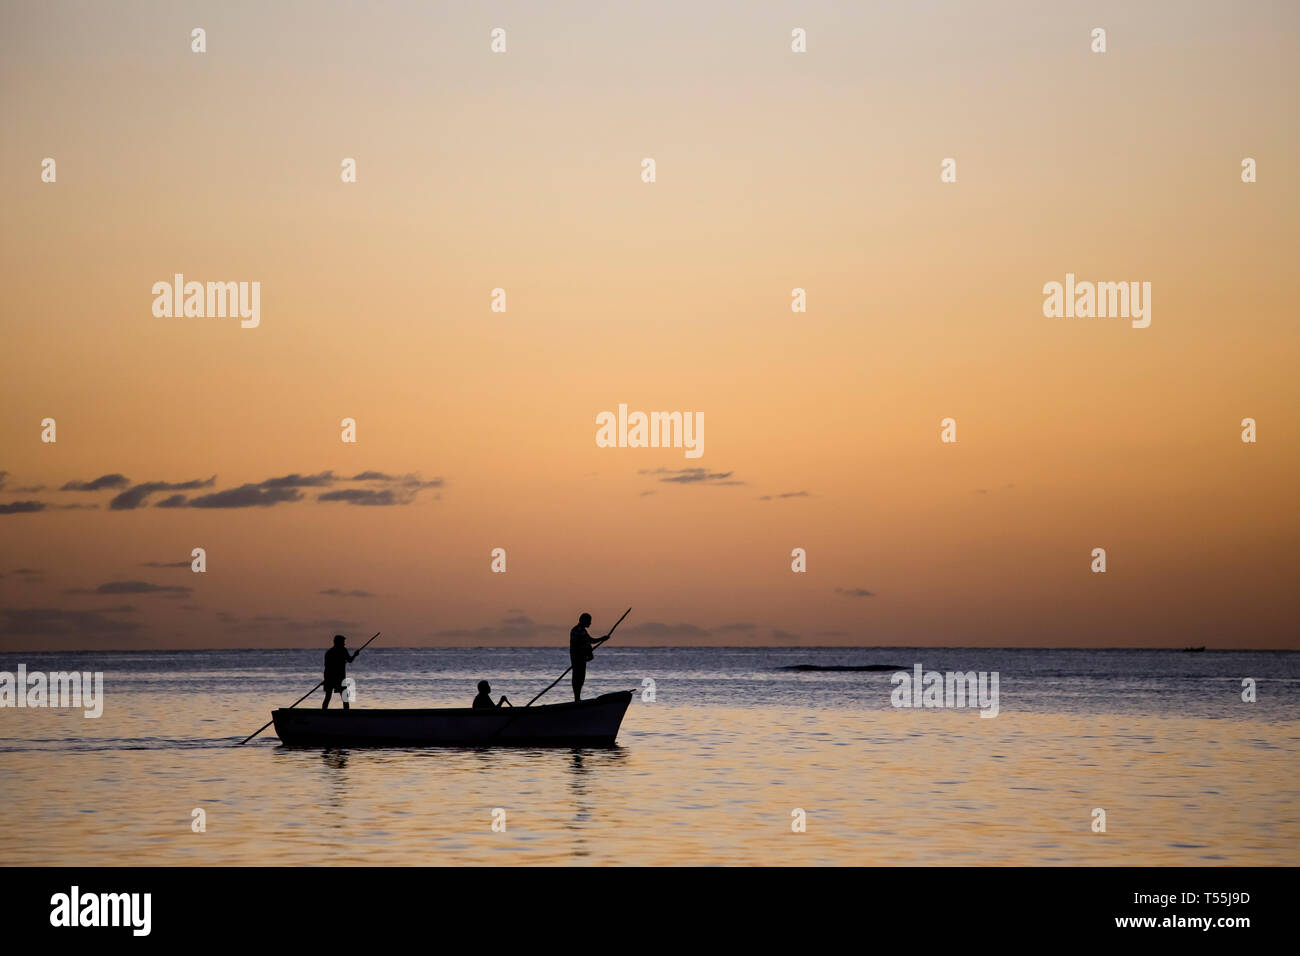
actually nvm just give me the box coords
[0,647,1297,865]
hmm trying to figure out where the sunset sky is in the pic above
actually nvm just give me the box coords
[2,0,1297,649]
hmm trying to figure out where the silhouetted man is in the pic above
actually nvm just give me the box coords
[569,612,609,701]
[322,634,359,710]
[473,680,511,708]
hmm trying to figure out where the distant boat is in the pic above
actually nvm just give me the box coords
[1182,646,1207,653]
[271,690,633,747]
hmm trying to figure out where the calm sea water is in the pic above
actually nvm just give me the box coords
[1,647,1297,865]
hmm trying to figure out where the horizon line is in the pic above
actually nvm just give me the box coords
[0,644,1295,654]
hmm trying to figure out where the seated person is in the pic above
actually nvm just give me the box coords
[473,679,511,708]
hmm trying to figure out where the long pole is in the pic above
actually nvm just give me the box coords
[237,631,380,745]
[525,608,631,707]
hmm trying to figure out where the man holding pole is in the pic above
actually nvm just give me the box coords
[237,631,379,745]
[569,612,607,702]
[322,634,361,710]
[519,610,629,710]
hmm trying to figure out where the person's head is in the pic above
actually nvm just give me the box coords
[333,634,346,647]
[477,680,490,695]
[579,612,592,627]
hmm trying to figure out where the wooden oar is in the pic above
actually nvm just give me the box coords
[237,631,380,745]
[525,608,631,707]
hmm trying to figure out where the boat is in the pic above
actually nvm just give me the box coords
[271,690,634,747]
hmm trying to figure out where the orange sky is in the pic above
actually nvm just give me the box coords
[2,0,1297,649]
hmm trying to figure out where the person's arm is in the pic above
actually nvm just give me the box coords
[348,650,360,662]
[498,695,512,707]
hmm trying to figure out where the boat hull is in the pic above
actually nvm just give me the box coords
[271,690,633,747]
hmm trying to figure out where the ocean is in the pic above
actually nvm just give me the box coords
[1,646,1297,865]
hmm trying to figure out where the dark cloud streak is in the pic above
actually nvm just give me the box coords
[187,485,302,509]
[110,477,216,510]
[61,474,130,492]
[640,468,742,486]
[0,606,141,638]
[318,489,402,506]
[65,581,192,597]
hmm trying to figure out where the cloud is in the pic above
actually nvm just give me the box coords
[622,621,712,639]
[17,469,444,514]
[423,615,799,646]
[259,471,337,489]
[320,588,375,598]
[97,581,190,595]
[392,475,443,489]
[0,606,141,638]
[640,468,743,486]
[347,472,444,489]
[60,474,130,492]
[141,560,193,568]
[321,474,442,504]
[67,580,193,597]
[835,587,874,598]
[318,488,403,506]
[759,491,811,500]
[435,614,545,641]
[210,612,362,633]
[110,476,216,510]
[0,471,6,489]
[285,618,361,632]
[186,485,303,509]
[0,568,44,582]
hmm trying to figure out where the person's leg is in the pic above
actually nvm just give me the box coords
[322,685,332,709]
[571,658,585,701]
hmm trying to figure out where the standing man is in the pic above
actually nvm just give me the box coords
[569,612,610,702]
[322,634,359,710]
